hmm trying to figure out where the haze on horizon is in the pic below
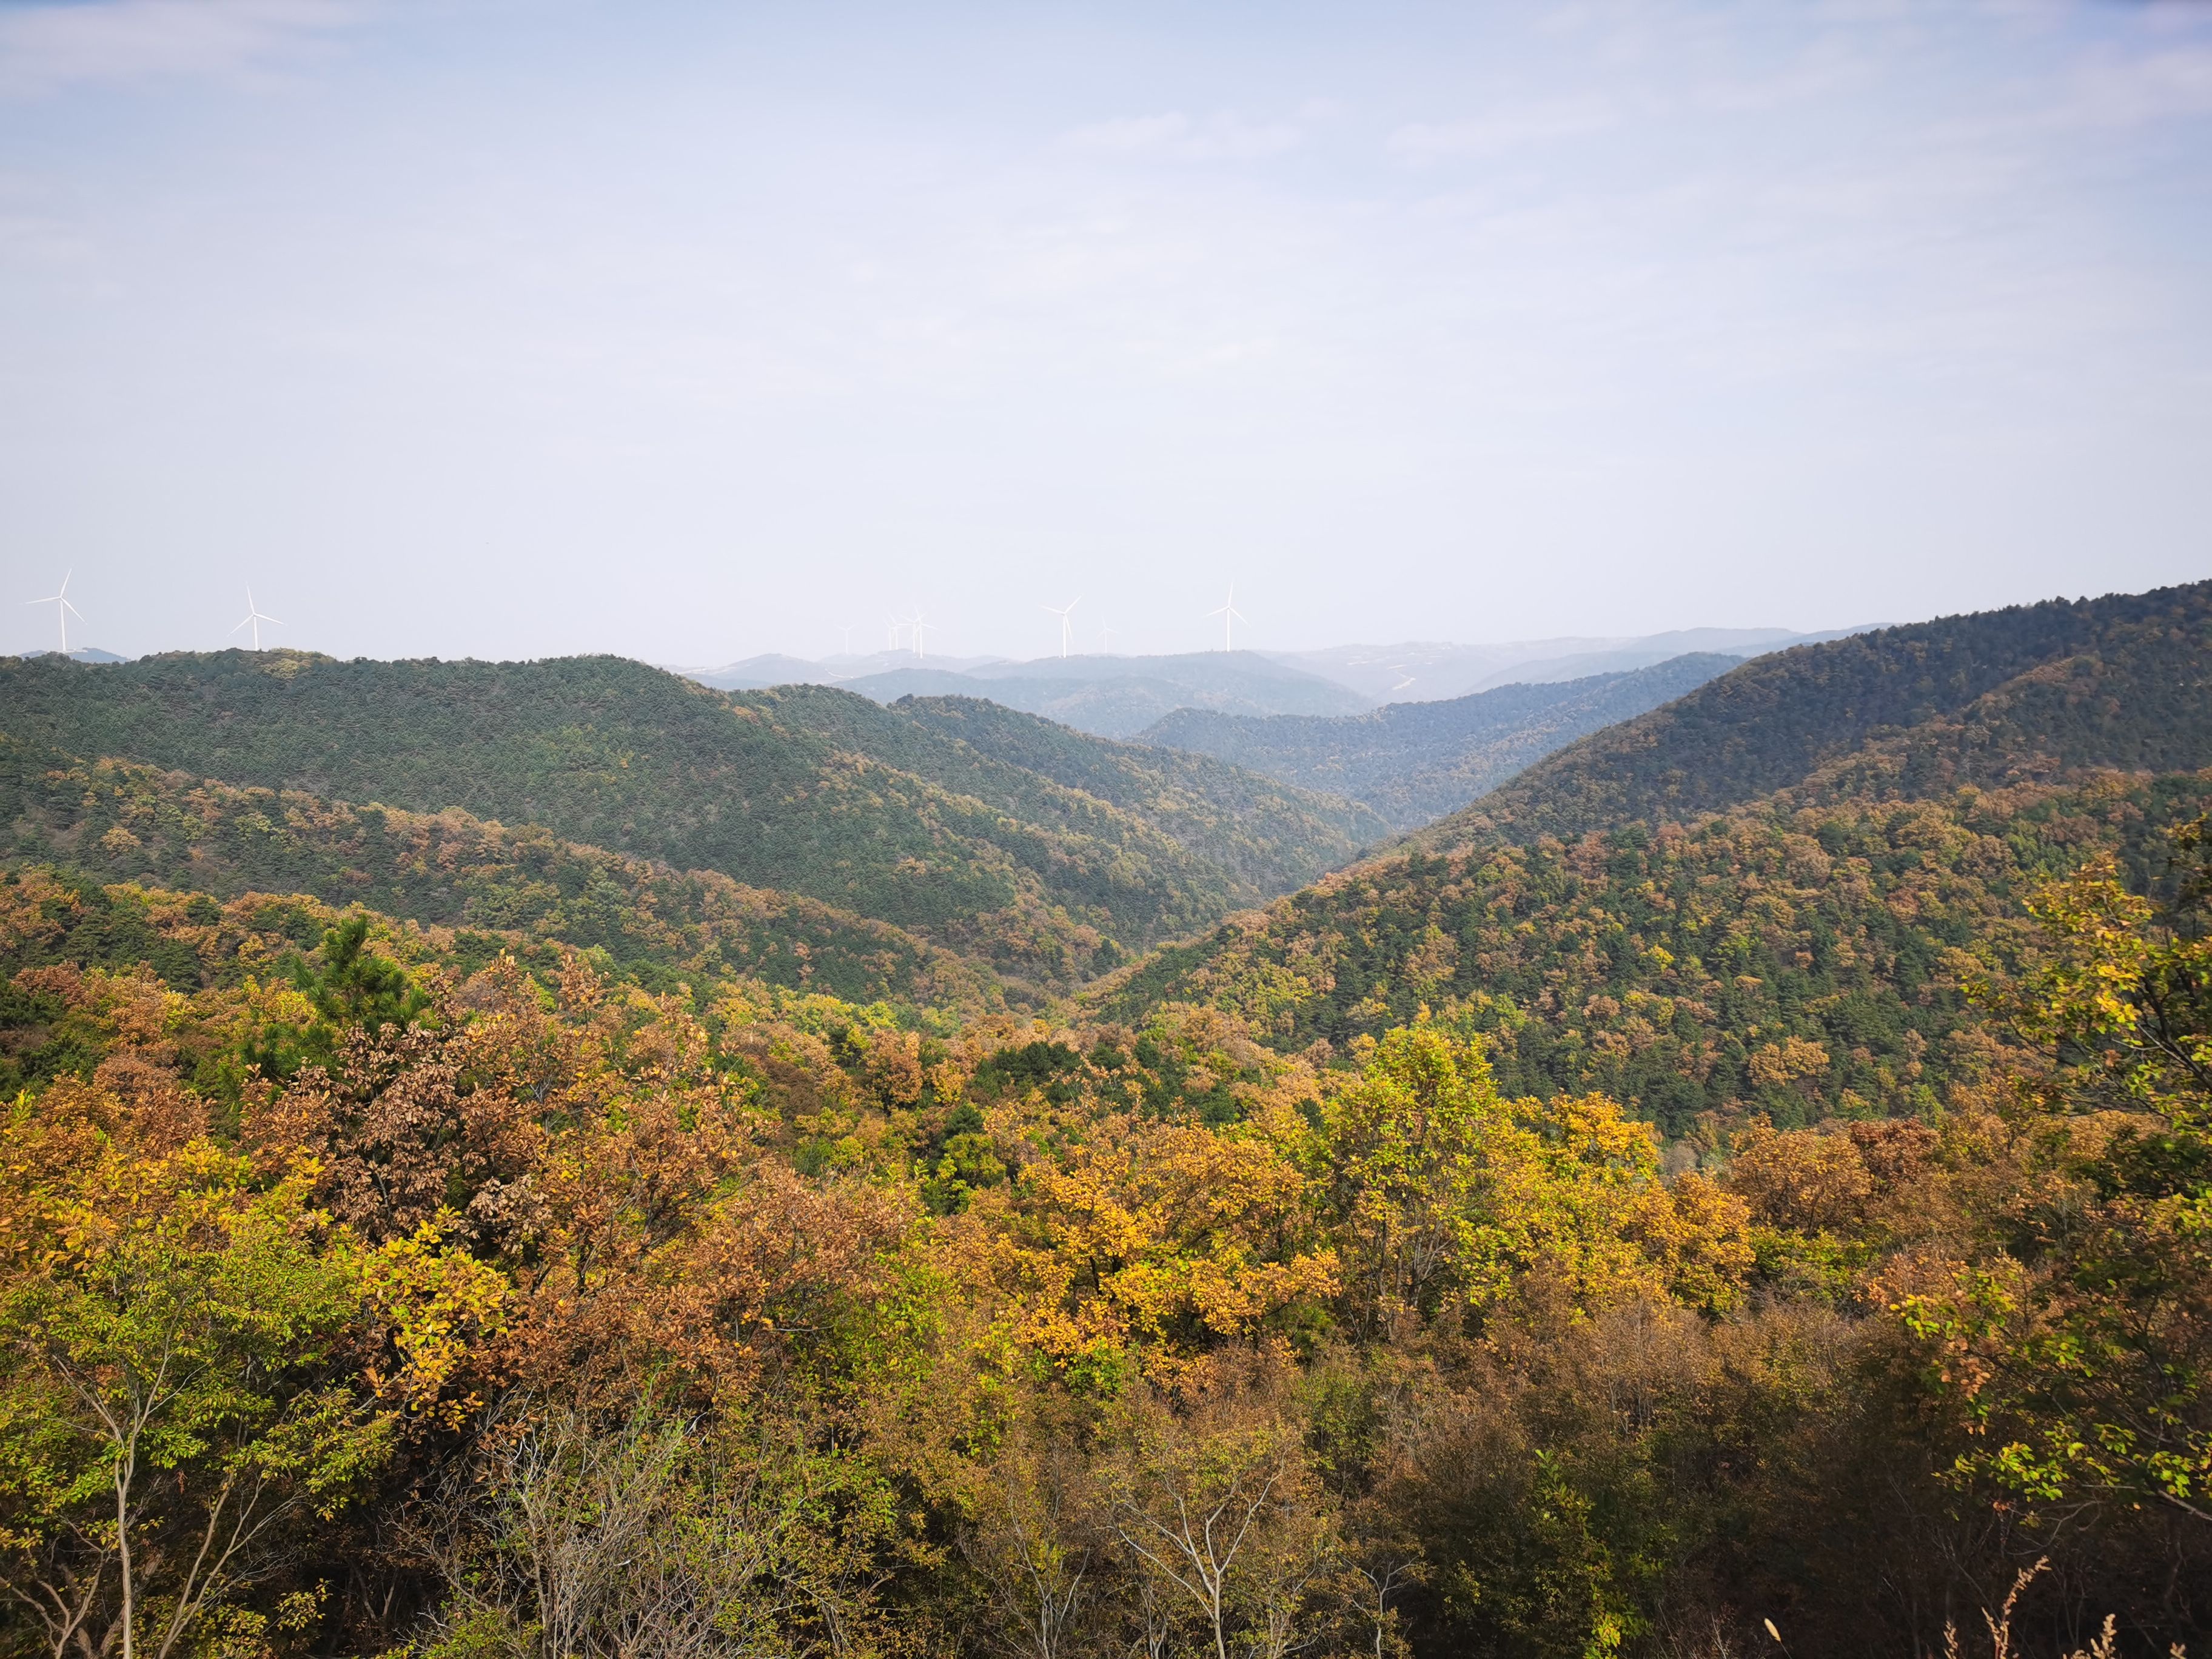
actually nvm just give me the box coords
[2,0,2208,666]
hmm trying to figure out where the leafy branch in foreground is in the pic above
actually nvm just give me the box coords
[0,1118,390,1659]
[1897,833,2212,1530]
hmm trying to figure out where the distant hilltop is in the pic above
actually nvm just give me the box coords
[670,623,1880,737]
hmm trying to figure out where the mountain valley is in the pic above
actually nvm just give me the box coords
[5,580,2209,1659]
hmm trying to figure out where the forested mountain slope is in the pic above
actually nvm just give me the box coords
[888,693,1390,859]
[0,742,1003,1012]
[757,683,1387,881]
[1098,768,2212,1131]
[1098,578,2212,1131]
[1138,653,1740,830]
[0,651,1375,989]
[1420,579,2212,848]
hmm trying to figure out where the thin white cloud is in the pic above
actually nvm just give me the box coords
[2053,42,2212,129]
[1,1,2206,660]
[1063,110,1301,161]
[0,0,360,95]
[1388,94,1621,162]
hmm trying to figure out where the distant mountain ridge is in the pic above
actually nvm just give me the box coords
[689,650,1375,739]
[1138,653,1743,831]
[1258,624,1878,702]
[671,623,1880,727]
[680,649,1007,688]
[853,656,1370,737]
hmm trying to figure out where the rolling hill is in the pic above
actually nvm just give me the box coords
[1095,769,2212,1131]
[1419,580,2212,849]
[1096,580,2212,1130]
[1138,653,1741,831]
[0,742,1004,1013]
[0,651,1377,991]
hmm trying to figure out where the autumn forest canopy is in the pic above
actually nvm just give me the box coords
[3,581,2211,1659]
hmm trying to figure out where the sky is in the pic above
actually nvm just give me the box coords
[2,0,2208,666]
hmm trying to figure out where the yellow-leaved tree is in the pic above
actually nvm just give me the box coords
[1317,1022,1750,1338]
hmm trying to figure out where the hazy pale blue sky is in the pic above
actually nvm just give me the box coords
[3,0,2208,663]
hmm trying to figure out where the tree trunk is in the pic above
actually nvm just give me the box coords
[113,1446,135,1659]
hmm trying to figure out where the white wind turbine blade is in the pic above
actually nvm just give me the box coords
[33,571,76,654]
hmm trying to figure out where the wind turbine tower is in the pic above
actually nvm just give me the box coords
[231,585,283,651]
[1041,595,1081,659]
[1207,585,1247,652]
[24,571,83,657]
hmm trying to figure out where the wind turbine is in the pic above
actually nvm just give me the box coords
[1099,625,1118,654]
[1206,584,1247,652]
[885,614,905,653]
[1041,595,1081,659]
[24,571,84,657]
[908,610,934,660]
[837,625,854,657]
[230,585,283,651]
